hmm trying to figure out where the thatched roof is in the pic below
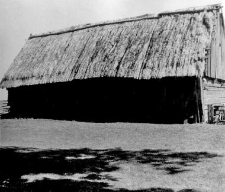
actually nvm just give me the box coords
[0,4,223,88]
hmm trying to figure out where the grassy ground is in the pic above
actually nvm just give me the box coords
[0,119,225,192]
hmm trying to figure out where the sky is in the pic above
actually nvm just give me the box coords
[0,0,224,100]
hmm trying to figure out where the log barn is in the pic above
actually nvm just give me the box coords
[1,4,225,123]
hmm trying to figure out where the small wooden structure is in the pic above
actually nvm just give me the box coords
[207,104,225,123]
[0,4,225,123]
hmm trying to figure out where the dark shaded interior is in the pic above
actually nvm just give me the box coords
[5,77,203,123]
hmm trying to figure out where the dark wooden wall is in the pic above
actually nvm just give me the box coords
[205,13,225,80]
[6,77,203,124]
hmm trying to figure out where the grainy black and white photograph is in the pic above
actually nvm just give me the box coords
[0,0,225,191]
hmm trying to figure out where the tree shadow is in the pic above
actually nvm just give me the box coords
[0,147,222,191]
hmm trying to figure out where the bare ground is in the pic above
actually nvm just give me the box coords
[0,119,225,192]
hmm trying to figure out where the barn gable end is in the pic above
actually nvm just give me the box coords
[205,11,225,80]
[203,10,225,123]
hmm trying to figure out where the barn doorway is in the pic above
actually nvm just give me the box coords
[7,77,202,124]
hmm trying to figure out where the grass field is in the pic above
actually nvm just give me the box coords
[1,119,225,192]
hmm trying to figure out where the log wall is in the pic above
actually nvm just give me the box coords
[203,77,225,105]
[6,77,203,124]
[203,77,225,123]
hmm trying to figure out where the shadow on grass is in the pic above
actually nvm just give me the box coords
[0,147,221,191]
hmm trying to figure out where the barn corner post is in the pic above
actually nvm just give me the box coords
[193,77,204,123]
[199,77,205,123]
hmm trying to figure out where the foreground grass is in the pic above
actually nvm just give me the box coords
[1,119,225,191]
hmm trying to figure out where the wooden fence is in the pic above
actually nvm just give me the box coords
[0,100,10,118]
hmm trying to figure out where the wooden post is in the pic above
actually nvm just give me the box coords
[194,77,204,123]
[208,104,214,123]
[199,77,205,122]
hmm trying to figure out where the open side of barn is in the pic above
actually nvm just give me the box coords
[7,77,203,123]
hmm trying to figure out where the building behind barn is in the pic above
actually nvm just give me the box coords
[1,4,225,123]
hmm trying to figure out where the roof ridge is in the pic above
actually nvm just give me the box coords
[29,14,158,39]
[29,3,222,39]
[159,3,222,16]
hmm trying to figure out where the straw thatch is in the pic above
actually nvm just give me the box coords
[0,4,223,88]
